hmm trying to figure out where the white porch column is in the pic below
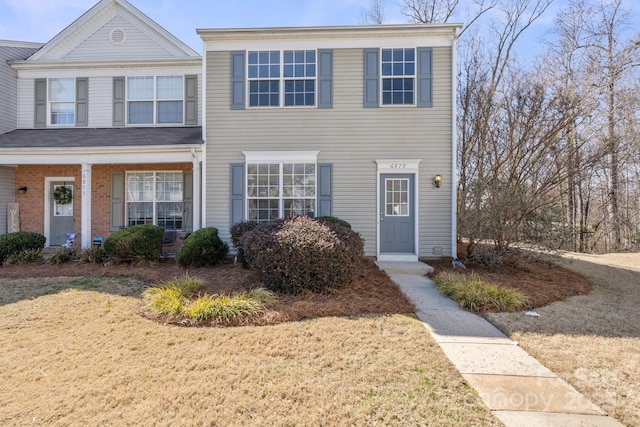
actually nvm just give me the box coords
[81,163,92,249]
[191,150,201,231]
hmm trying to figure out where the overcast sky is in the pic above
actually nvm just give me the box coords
[0,0,637,55]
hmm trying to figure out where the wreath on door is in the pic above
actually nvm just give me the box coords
[53,185,73,205]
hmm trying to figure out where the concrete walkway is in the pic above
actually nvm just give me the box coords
[376,261,624,427]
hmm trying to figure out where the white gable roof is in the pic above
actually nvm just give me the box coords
[28,0,198,62]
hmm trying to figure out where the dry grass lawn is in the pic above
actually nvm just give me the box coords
[0,276,501,426]
[485,252,640,427]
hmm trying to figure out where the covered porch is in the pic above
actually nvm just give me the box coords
[0,127,203,249]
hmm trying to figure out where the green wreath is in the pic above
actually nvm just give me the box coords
[53,186,73,205]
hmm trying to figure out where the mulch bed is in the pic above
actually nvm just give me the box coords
[427,248,591,311]
[0,257,416,326]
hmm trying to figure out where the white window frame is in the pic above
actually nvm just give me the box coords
[126,76,185,125]
[380,48,416,107]
[48,77,75,126]
[243,151,320,222]
[247,49,317,108]
[125,171,184,229]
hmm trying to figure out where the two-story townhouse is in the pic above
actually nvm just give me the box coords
[0,0,203,249]
[0,40,42,235]
[197,25,460,260]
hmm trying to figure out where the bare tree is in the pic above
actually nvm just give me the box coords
[360,0,385,25]
[400,0,497,35]
[583,0,640,249]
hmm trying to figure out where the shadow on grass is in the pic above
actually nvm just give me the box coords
[485,257,640,339]
[0,276,147,307]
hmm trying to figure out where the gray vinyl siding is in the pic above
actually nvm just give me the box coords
[204,47,453,257]
[0,166,16,235]
[64,15,178,60]
[0,45,39,134]
[17,67,202,129]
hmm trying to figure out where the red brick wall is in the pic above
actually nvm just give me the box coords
[15,163,191,243]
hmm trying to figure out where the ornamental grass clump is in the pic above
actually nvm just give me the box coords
[433,271,528,312]
[143,276,202,316]
[142,276,276,324]
[3,249,42,266]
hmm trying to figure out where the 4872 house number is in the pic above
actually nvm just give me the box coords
[390,163,407,169]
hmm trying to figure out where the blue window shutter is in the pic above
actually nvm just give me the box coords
[230,163,245,224]
[113,77,125,126]
[317,49,333,109]
[230,51,246,110]
[110,171,124,231]
[183,171,193,231]
[363,48,379,108]
[317,163,333,217]
[417,47,433,108]
[34,79,46,128]
[184,75,198,125]
[75,78,88,127]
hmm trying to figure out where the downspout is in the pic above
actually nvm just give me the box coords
[451,27,459,259]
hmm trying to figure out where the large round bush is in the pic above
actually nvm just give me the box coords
[176,227,229,267]
[242,216,364,294]
[103,225,164,261]
[230,220,259,266]
[0,231,46,264]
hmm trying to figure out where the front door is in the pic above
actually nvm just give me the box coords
[50,182,74,246]
[380,174,415,253]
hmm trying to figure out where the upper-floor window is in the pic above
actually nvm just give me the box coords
[127,76,184,124]
[49,78,75,125]
[248,50,316,108]
[381,48,415,106]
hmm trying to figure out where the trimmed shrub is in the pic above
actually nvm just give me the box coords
[47,248,80,264]
[316,216,352,229]
[79,247,108,264]
[103,225,164,261]
[4,249,42,266]
[230,220,259,266]
[242,216,364,294]
[176,227,229,267]
[0,231,46,264]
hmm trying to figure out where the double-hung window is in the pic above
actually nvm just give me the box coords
[127,76,184,124]
[247,163,316,221]
[126,171,184,230]
[381,48,415,105]
[248,50,317,107]
[49,78,75,125]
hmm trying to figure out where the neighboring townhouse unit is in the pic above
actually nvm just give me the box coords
[0,40,42,235]
[198,24,460,260]
[0,0,203,248]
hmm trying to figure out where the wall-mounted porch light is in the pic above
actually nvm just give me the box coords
[17,186,28,194]
[433,175,442,188]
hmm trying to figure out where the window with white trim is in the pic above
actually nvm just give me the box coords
[49,78,75,125]
[127,76,184,124]
[381,48,415,105]
[247,163,316,221]
[126,171,184,229]
[248,50,316,107]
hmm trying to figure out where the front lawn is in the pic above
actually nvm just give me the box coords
[0,276,500,426]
